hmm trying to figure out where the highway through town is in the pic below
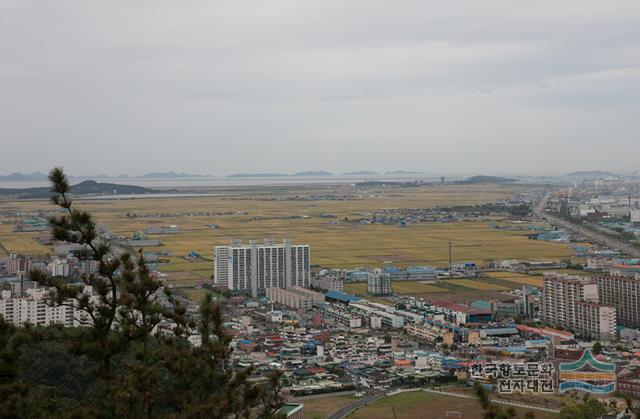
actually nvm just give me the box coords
[533,192,640,258]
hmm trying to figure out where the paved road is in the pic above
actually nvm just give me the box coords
[533,192,640,258]
[327,389,386,419]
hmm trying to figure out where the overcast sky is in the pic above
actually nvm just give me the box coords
[1,0,639,176]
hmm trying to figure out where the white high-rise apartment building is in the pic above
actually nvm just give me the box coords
[596,275,640,328]
[0,288,75,327]
[48,258,69,277]
[542,273,616,341]
[214,239,310,297]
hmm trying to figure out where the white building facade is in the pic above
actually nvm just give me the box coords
[542,273,617,341]
[596,275,640,328]
[0,288,75,327]
[214,239,310,297]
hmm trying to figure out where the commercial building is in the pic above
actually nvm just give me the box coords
[214,239,310,297]
[367,273,391,295]
[542,273,616,341]
[596,275,640,328]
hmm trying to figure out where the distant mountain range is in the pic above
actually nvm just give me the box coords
[565,170,618,178]
[0,180,155,199]
[294,170,333,176]
[226,170,433,178]
[384,170,425,175]
[0,172,49,181]
[342,170,379,175]
[226,170,333,178]
[0,171,209,181]
[457,175,519,185]
[137,171,209,179]
[226,173,288,178]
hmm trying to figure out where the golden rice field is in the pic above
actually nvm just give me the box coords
[0,184,576,278]
[448,278,510,291]
[343,282,367,296]
[541,268,596,277]
[391,281,447,294]
[485,271,545,288]
[0,225,49,256]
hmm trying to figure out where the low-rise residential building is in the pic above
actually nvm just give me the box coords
[320,306,362,329]
[349,301,404,328]
[265,287,324,309]
[618,368,640,399]
[311,273,344,292]
[404,322,447,342]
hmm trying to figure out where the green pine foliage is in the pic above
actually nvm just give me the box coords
[0,167,284,418]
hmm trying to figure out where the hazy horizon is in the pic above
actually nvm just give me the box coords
[0,168,635,179]
[1,1,639,175]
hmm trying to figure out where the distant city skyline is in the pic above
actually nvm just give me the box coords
[1,1,639,175]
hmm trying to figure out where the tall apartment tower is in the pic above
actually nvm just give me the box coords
[367,272,392,295]
[596,275,640,328]
[542,273,616,341]
[214,239,310,297]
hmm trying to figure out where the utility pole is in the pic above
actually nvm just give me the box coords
[448,241,452,274]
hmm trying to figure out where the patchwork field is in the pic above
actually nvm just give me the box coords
[447,279,510,291]
[390,281,447,294]
[0,183,576,281]
[485,272,545,288]
[0,225,49,256]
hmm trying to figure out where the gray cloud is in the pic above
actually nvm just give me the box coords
[0,0,639,175]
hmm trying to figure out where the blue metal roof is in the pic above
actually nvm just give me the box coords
[407,266,436,273]
[325,290,361,302]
